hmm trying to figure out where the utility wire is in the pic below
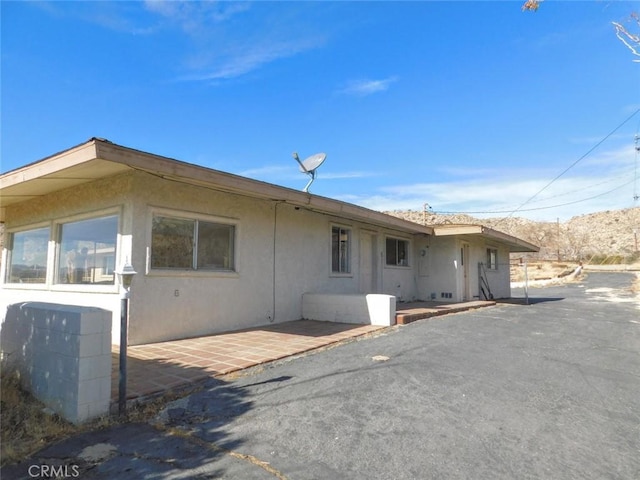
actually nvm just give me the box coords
[501,169,632,206]
[435,177,636,215]
[494,107,640,225]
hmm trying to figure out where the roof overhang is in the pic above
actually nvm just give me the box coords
[433,224,539,253]
[0,142,130,217]
[0,138,433,235]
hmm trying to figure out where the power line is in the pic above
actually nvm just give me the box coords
[502,169,633,206]
[494,108,640,225]
[435,177,636,215]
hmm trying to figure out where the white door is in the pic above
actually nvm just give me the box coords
[360,232,377,293]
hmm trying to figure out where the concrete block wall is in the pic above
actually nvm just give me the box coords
[1,302,112,424]
[302,293,396,326]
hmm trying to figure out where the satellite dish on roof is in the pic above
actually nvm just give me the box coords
[293,151,327,193]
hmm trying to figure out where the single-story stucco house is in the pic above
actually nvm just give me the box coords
[0,138,538,346]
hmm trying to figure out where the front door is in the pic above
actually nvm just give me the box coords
[360,232,377,293]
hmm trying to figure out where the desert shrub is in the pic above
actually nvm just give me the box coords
[0,366,192,465]
[0,369,76,465]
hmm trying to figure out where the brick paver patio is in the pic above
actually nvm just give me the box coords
[110,301,495,408]
[111,320,384,405]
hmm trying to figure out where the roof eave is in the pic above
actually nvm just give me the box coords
[93,140,433,234]
[432,224,539,253]
[1,140,99,189]
[1,139,434,235]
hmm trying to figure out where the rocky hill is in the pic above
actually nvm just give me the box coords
[384,207,640,262]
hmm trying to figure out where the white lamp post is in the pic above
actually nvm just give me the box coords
[116,260,136,415]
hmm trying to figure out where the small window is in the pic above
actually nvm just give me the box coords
[151,215,235,271]
[386,237,409,266]
[57,215,118,284]
[331,226,351,274]
[6,227,50,283]
[487,248,498,270]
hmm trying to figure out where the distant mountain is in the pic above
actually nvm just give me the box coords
[384,207,640,262]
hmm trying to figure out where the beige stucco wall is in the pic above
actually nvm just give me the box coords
[126,172,276,343]
[4,171,422,346]
[124,172,419,344]
[415,237,459,301]
[463,240,511,300]
[414,235,511,302]
[1,170,516,347]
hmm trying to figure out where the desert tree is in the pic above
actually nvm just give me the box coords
[613,13,640,62]
[521,0,542,12]
[523,1,640,62]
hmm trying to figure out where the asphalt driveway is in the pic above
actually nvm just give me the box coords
[4,272,639,480]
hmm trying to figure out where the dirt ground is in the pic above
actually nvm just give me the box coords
[510,261,580,283]
[511,261,640,288]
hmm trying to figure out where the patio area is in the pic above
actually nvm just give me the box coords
[110,300,497,409]
[110,320,384,407]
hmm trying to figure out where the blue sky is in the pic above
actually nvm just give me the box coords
[2,1,639,221]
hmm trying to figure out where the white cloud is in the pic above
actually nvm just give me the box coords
[338,76,399,96]
[623,103,640,114]
[434,166,505,178]
[337,168,638,222]
[320,171,380,180]
[34,1,158,35]
[237,165,292,178]
[179,37,324,82]
[145,2,329,82]
[148,2,331,83]
[45,1,324,82]
[568,133,629,145]
[580,144,636,168]
[143,0,249,34]
[237,165,379,183]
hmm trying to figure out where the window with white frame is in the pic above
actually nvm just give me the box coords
[331,226,351,274]
[486,248,498,270]
[6,226,50,283]
[56,215,119,284]
[151,215,235,271]
[386,237,409,266]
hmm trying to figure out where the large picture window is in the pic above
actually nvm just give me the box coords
[331,226,351,274]
[6,227,50,283]
[151,215,235,271]
[56,215,118,284]
[386,237,409,266]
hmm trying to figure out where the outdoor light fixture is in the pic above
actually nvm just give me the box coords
[116,260,137,293]
[115,259,136,416]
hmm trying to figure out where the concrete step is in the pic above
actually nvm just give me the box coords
[396,300,496,325]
